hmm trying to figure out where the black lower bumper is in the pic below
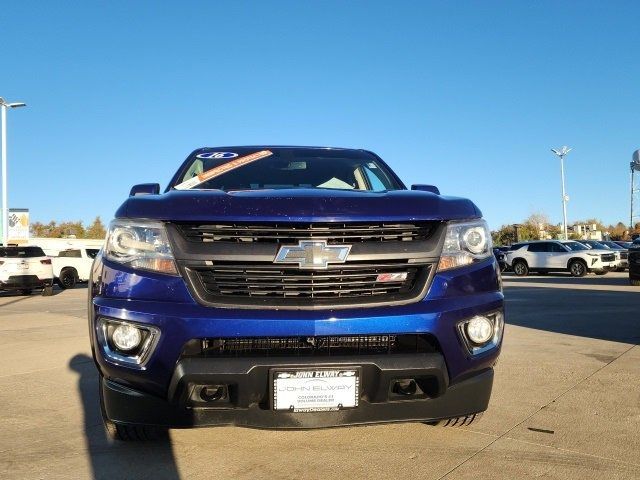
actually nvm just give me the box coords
[101,353,494,429]
[0,275,52,290]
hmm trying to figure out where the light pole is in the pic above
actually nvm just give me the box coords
[551,146,571,240]
[631,151,640,230]
[0,98,27,246]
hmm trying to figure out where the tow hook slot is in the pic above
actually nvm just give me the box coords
[200,385,227,402]
[389,376,442,400]
[393,379,418,396]
[188,384,230,405]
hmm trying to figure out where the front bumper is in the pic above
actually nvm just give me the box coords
[101,356,494,429]
[0,275,53,290]
[90,256,503,428]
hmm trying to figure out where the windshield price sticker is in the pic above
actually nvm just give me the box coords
[175,150,273,190]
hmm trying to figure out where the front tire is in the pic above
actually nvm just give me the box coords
[569,260,588,277]
[512,260,529,277]
[99,376,167,441]
[104,419,168,441]
[594,270,608,276]
[425,412,483,427]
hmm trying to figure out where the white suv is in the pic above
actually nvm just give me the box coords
[0,246,54,295]
[505,240,619,277]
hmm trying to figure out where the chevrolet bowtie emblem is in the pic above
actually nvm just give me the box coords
[274,240,352,269]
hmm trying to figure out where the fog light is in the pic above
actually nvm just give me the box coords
[466,316,494,344]
[111,324,143,351]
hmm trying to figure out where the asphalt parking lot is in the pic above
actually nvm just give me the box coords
[0,272,639,480]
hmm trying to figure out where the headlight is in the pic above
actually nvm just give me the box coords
[438,219,492,271]
[105,219,177,274]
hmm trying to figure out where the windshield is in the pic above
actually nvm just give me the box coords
[563,241,589,251]
[584,241,609,249]
[172,147,403,192]
[600,241,622,250]
[0,246,46,258]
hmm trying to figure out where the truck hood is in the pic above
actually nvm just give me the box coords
[115,189,481,223]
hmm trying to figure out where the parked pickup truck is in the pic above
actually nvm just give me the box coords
[89,146,504,440]
[52,248,100,288]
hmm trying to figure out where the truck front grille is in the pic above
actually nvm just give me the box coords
[169,221,442,309]
[601,254,616,262]
[182,334,439,358]
[188,261,428,303]
[177,221,437,243]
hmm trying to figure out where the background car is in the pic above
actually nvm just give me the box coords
[493,246,509,271]
[0,246,54,296]
[52,248,100,289]
[505,240,617,277]
[597,240,629,271]
[578,240,627,271]
[613,241,633,249]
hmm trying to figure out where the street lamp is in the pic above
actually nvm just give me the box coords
[551,146,571,240]
[631,150,640,229]
[0,97,27,246]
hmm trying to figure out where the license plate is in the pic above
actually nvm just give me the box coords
[273,369,359,412]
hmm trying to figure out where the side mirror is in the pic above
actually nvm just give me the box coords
[129,183,160,196]
[411,184,440,195]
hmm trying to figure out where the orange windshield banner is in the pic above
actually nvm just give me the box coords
[174,150,273,190]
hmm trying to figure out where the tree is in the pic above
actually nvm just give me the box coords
[58,221,85,238]
[492,225,517,246]
[85,217,106,239]
[607,222,628,240]
[30,218,103,238]
[30,220,64,238]
[515,223,539,241]
[524,212,550,231]
[546,224,561,239]
[492,223,539,245]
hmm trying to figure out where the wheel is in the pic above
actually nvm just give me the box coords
[99,376,167,441]
[569,260,587,277]
[104,419,168,441]
[594,271,608,276]
[19,289,32,295]
[424,412,483,427]
[58,268,78,289]
[630,278,640,286]
[512,260,529,277]
[42,285,54,296]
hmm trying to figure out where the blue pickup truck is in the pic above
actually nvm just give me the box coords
[89,146,504,440]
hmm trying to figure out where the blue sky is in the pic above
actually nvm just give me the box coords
[2,1,639,230]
